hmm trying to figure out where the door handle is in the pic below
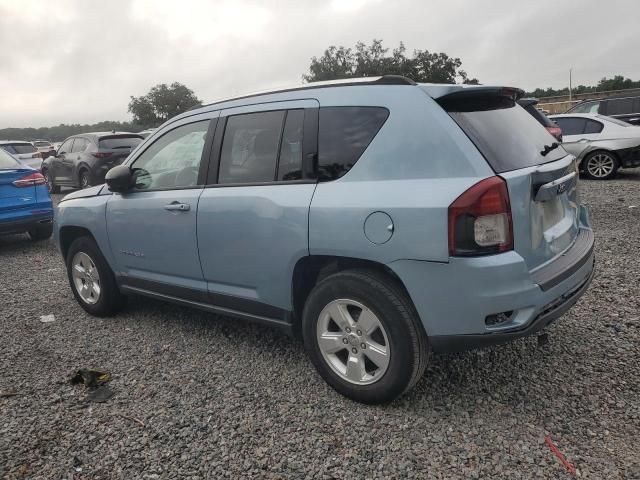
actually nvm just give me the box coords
[164,202,190,212]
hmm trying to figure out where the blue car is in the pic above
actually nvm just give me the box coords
[0,148,54,241]
[54,77,594,403]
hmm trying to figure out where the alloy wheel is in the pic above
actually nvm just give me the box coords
[586,153,615,178]
[316,299,390,385]
[71,252,101,304]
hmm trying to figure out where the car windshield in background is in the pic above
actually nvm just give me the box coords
[6,143,37,154]
[598,115,631,127]
[440,95,567,173]
[33,141,51,147]
[0,148,21,168]
[99,136,143,149]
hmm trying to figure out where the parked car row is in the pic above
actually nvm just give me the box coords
[52,77,596,403]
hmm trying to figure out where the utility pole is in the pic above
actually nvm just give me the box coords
[569,68,573,101]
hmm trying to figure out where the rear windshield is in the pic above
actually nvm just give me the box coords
[33,141,51,147]
[0,148,21,169]
[5,143,37,154]
[439,94,567,173]
[99,136,143,150]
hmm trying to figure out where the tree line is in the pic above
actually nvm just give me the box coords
[2,40,639,142]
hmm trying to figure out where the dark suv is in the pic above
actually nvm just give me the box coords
[567,95,640,125]
[42,132,143,193]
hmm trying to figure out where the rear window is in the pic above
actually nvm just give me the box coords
[318,107,389,180]
[33,141,51,147]
[99,136,143,149]
[0,148,21,169]
[439,93,566,173]
[4,143,37,154]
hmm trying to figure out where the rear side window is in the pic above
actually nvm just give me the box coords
[605,98,634,115]
[440,94,566,173]
[99,136,143,150]
[584,120,604,134]
[6,143,37,154]
[554,117,587,136]
[318,107,389,180]
[0,148,20,169]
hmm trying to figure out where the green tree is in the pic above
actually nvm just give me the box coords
[303,40,478,84]
[128,82,202,128]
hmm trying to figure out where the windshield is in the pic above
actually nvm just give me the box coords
[439,94,567,173]
[0,148,21,169]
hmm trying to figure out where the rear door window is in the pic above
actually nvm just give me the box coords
[554,117,587,136]
[71,138,89,152]
[440,94,566,173]
[99,136,143,150]
[218,111,285,184]
[318,107,389,180]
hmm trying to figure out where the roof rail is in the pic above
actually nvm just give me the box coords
[199,75,417,110]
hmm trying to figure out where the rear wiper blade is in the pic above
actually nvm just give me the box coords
[540,142,560,157]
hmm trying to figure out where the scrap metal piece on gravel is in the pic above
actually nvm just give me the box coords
[69,368,112,388]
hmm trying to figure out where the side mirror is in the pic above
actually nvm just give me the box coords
[105,165,133,193]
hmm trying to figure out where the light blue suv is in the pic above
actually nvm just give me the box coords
[54,76,594,403]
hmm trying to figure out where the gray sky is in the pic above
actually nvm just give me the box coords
[1,0,638,128]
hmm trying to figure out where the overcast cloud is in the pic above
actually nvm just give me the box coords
[1,0,638,128]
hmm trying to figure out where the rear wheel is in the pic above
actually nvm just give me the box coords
[28,224,53,241]
[583,151,619,180]
[66,236,125,316]
[42,169,60,194]
[79,169,91,189]
[302,269,428,404]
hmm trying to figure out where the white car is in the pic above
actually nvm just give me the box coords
[32,139,56,159]
[0,141,43,170]
[549,113,640,180]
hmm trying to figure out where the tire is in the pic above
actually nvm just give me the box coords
[28,224,53,241]
[66,236,125,316]
[79,169,91,189]
[42,169,60,194]
[302,269,428,404]
[582,151,619,180]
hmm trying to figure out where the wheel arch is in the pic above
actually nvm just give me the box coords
[290,255,418,337]
[59,225,97,260]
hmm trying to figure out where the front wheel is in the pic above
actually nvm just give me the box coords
[582,151,619,180]
[302,270,428,404]
[66,236,125,316]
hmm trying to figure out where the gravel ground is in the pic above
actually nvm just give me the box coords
[1,171,639,479]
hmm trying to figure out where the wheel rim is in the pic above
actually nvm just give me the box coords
[316,299,390,385]
[586,153,615,178]
[71,252,101,305]
[81,173,89,188]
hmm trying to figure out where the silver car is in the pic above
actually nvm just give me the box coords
[550,113,640,179]
[0,141,43,170]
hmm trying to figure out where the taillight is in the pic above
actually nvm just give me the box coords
[448,176,513,256]
[92,152,112,158]
[546,126,563,142]
[12,172,47,188]
[32,152,42,158]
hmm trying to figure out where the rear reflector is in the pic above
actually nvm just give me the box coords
[448,176,513,256]
[12,172,47,188]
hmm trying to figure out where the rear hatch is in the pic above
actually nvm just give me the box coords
[436,87,580,271]
[98,135,143,165]
[0,151,37,214]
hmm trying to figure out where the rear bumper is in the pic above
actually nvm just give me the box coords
[389,223,595,353]
[0,214,53,234]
